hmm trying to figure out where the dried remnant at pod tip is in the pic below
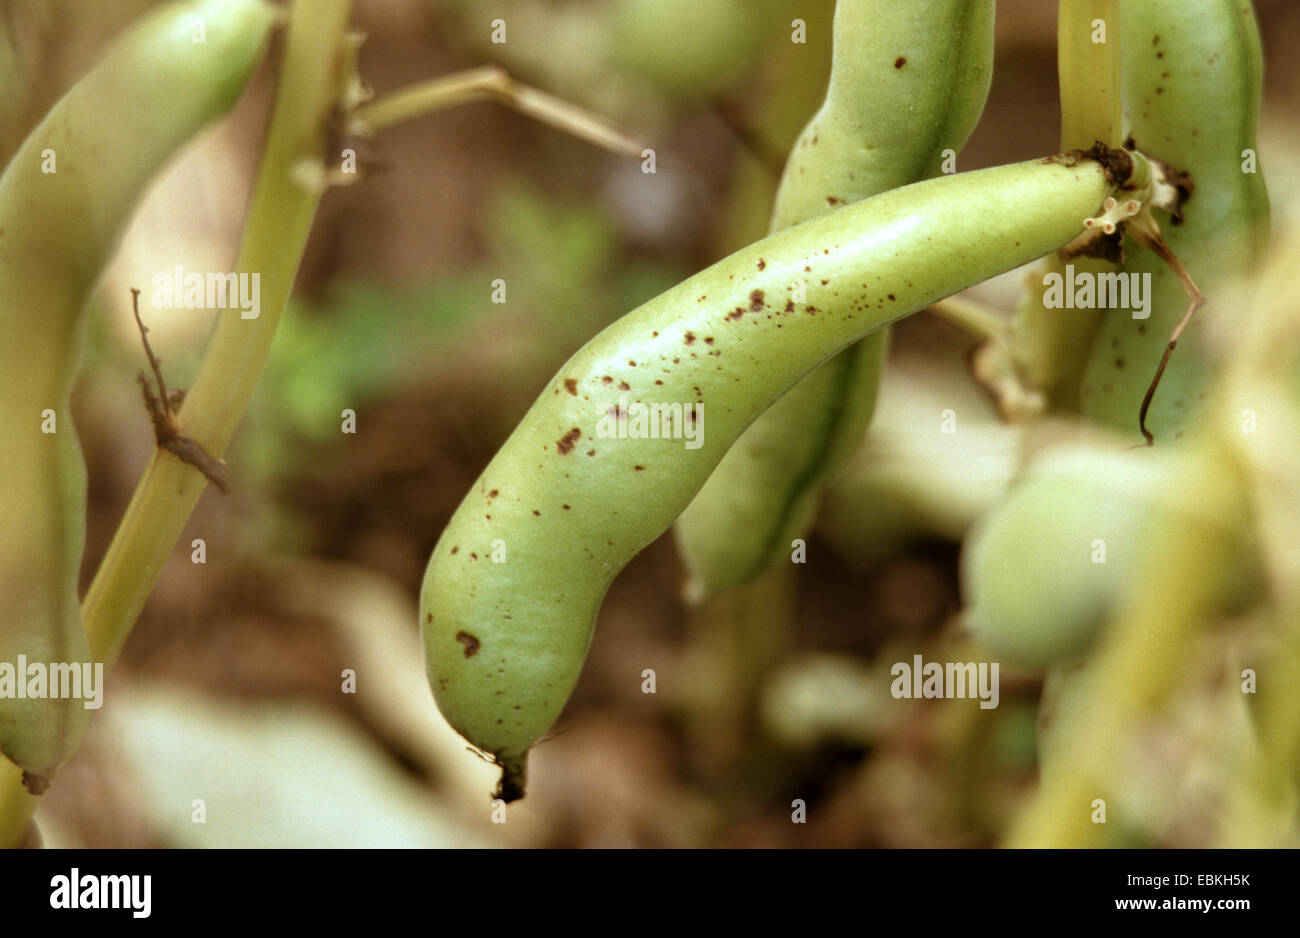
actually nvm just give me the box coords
[419,147,1143,802]
[0,0,275,789]
[674,0,997,600]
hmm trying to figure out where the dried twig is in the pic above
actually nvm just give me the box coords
[130,288,231,493]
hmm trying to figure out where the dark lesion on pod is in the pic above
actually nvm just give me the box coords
[455,631,481,657]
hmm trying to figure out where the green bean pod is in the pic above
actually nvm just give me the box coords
[673,0,995,598]
[609,0,771,104]
[0,0,275,789]
[1078,0,1268,441]
[961,438,1254,670]
[420,150,1136,799]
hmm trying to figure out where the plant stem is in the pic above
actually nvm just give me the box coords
[352,64,646,158]
[0,0,354,846]
[1057,0,1122,151]
[1216,626,1300,846]
[1011,0,1123,410]
[0,761,38,847]
[682,566,794,777]
[85,0,354,667]
[928,295,1007,344]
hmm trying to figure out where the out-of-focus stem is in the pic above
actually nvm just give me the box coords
[352,64,646,158]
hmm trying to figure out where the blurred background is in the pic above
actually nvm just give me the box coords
[3,0,1298,847]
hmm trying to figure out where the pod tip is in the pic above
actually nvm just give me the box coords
[493,753,527,803]
[20,770,50,796]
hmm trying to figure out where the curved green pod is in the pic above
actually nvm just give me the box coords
[0,0,275,789]
[1079,0,1269,441]
[674,0,996,599]
[420,150,1135,800]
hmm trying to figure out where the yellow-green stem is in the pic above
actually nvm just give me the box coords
[83,0,353,669]
[928,296,1007,345]
[1013,0,1122,409]
[1057,0,1122,151]
[352,64,645,158]
[0,0,354,847]
[682,565,795,774]
[1215,624,1300,846]
[0,761,37,847]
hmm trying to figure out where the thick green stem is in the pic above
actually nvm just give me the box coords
[0,0,354,846]
[83,0,353,669]
[1012,0,1123,410]
[1058,0,1122,151]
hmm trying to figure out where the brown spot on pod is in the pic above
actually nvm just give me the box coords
[455,631,481,657]
[557,428,581,454]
